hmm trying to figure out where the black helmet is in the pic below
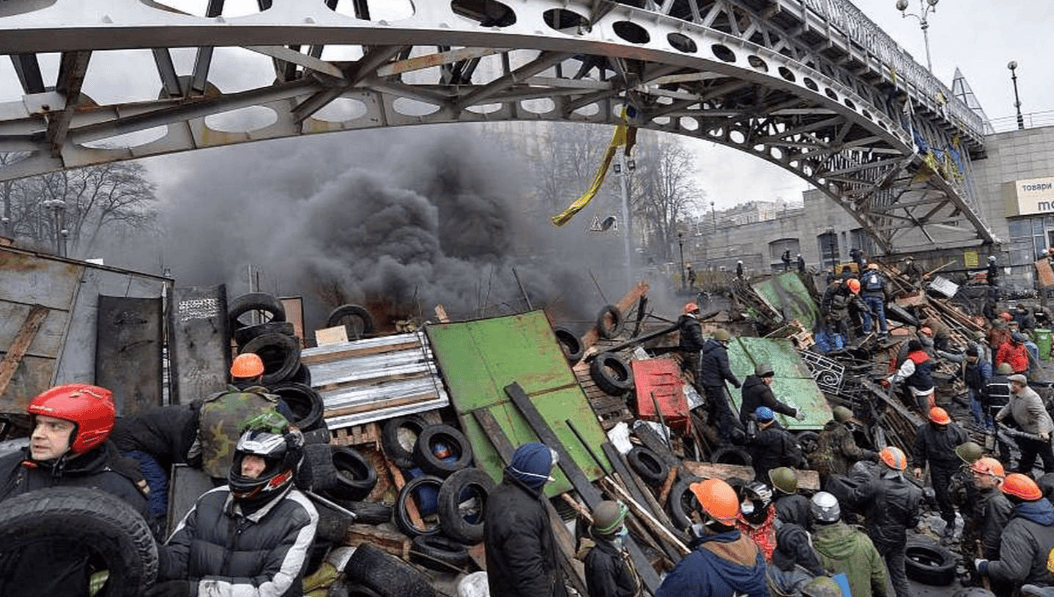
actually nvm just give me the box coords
[734,480,773,526]
[228,411,301,507]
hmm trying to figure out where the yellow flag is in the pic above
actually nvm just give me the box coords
[551,116,635,227]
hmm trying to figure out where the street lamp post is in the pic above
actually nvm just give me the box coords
[1008,60,1024,130]
[710,201,717,234]
[678,232,686,291]
[895,0,939,72]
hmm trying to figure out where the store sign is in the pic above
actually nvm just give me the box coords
[1005,176,1054,216]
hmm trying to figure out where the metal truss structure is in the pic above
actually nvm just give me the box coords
[0,0,999,252]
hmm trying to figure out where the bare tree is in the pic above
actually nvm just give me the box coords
[628,133,705,260]
[0,158,158,257]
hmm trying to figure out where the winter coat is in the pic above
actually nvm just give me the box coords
[812,521,888,597]
[677,315,706,353]
[978,488,1013,560]
[891,350,935,396]
[0,442,152,597]
[739,375,798,426]
[996,342,1030,374]
[849,473,922,550]
[747,426,803,482]
[656,530,769,597]
[110,402,200,470]
[997,386,1054,435]
[964,359,992,393]
[197,385,283,478]
[159,485,318,597]
[986,498,1054,586]
[699,339,741,389]
[774,494,812,528]
[912,422,969,471]
[583,536,642,597]
[485,472,569,597]
[860,270,886,298]
[771,522,824,575]
[810,420,874,477]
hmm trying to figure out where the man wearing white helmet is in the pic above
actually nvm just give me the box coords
[811,492,887,597]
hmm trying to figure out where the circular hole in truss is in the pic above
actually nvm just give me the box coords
[803,165,813,176]
[817,177,826,185]
[803,78,818,92]
[748,55,768,72]
[80,126,167,149]
[753,144,765,152]
[844,98,856,110]
[770,147,784,160]
[668,32,697,54]
[329,0,414,20]
[653,116,670,126]
[878,120,888,131]
[824,88,838,101]
[543,8,587,34]
[467,103,503,114]
[204,106,276,132]
[573,103,600,117]
[311,98,368,122]
[521,98,555,114]
[393,97,441,116]
[450,0,516,27]
[709,127,724,138]
[711,44,736,63]
[613,21,650,44]
[778,66,796,82]
[680,117,698,131]
[861,110,872,121]
[729,130,745,144]
[789,160,799,169]
[147,0,264,17]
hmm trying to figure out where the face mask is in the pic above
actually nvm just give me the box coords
[612,526,628,549]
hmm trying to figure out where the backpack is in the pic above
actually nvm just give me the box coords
[863,271,883,292]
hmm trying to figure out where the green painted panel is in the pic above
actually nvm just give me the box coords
[752,272,820,330]
[726,337,830,431]
[426,311,609,496]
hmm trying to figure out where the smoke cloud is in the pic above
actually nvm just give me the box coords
[108,125,660,335]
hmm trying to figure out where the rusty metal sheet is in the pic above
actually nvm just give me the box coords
[0,248,80,310]
[0,301,68,358]
[95,296,163,415]
[726,337,830,431]
[167,285,230,405]
[631,357,689,433]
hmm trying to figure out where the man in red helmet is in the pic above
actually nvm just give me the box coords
[0,384,153,597]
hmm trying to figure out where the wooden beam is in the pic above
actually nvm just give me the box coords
[0,305,48,398]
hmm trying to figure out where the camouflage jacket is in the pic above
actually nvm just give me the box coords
[196,385,280,478]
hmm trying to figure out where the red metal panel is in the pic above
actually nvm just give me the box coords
[631,358,689,433]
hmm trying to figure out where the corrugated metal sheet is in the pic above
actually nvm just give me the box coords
[302,331,449,430]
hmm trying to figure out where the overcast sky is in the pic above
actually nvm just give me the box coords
[1,0,1052,212]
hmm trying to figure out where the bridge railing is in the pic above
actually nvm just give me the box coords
[787,0,985,141]
[989,111,1054,134]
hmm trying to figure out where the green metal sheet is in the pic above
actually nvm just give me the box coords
[425,311,609,496]
[726,337,830,431]
[752,272,820,331]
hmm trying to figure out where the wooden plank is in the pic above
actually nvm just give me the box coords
[681,460,820,491]
[300,339,422,364]
[505,382,662,594]
[472,407,587,596]
[602,442,683,564]
[344,524,411,559]
[385,460,426,533]
[0,304,48,398]
[322,392,439,418]
[580,282,650,352]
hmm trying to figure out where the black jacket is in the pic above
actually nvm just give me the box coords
[739,375,797,425]
[677,315,706,353]
[699,339,740,389]
[849,474,922,549]
[158,485,318,597]
[485,473,568,597]
[0,443,152,597]
[978,489,1013,560]
[583,536,641,597]
[110,403,200,471]
[912,422,969,471]
[986,499,1054,585]
[747,426,802,481]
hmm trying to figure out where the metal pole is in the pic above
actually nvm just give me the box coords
[1009,61,1024,130]
[678,233,685,290]
[617,151,633,291]
[920,19,933,72]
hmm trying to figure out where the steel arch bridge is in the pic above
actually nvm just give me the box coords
[0,0,998,253]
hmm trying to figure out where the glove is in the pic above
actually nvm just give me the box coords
[864,449,878,461]
[974,559,989,575]
[1043,432,1051,442]
[144,581,193,597]
[880,379,891,388]
[913,467,924,479]
[794,410,806,421]
[688,522,706,540]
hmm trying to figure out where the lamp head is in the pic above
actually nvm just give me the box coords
[927,0,938,7]
[1008,60,1018,71]
[896,0,909,11]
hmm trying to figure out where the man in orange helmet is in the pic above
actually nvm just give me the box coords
[968,458,1012,574]
[677,302,706,384]
[656,478,767,597]
[850,447,922,597]
[976,473,1054,588]
[193,352,289,482]
[0,384,153,597]
[912,407,969,543]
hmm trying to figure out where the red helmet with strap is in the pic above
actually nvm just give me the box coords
[27,384,115,455]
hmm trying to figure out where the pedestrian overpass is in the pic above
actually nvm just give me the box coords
[0,0,998,253]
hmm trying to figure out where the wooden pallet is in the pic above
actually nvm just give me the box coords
[330,422,381,449]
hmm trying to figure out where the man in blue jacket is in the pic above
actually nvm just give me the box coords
[657,478,768,597]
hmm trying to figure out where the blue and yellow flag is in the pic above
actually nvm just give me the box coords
[551,113,637,227]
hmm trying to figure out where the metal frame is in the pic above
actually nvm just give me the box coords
[0,0,997,250]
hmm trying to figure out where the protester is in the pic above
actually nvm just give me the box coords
[811,491,888,597]
[976,474,1054,588]
[739,363,802,427]
[912,407,969,543]
[583,501,642,597]
[811,406,876,482]
[699,329,742,443]
[996,374,1054,474]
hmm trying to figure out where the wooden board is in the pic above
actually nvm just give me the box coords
[681,460,820,491]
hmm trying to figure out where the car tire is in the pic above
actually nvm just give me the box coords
[796,431,820,455]
[437,468,495,544]
[327,304,376,340]
[553,327,584,364]
[596,305,624,339]
[272,382,324,432]
[344,542,435,597]
[627,446,669,486]
[382,416,429,470]
[394,475,444,538]
[710,445,753,467]
[668,475,704,530]
[0,487,157,597]
[239,332,301,386]
[233,321,296,347]
[905,537,957,586]
[412,424,473,478]
[589,352,635,395]
[229,292,286,330]
[323,446,377,501]
[409,535,472,571]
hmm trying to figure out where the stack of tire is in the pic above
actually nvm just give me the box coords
[587,305,635,396]
[228,292,310,387]
[382,416,494,574]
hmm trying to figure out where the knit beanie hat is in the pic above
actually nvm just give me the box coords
[507,442,556,491]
